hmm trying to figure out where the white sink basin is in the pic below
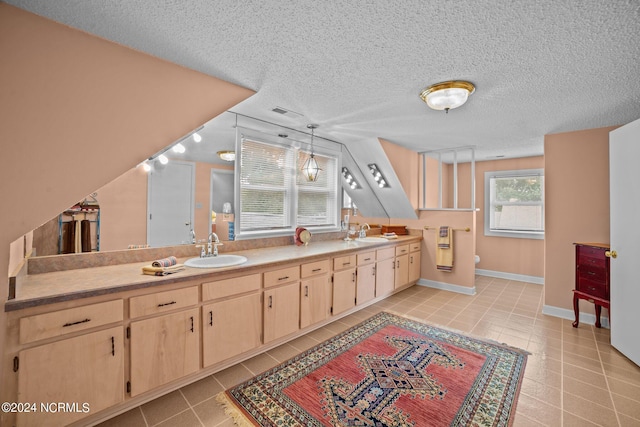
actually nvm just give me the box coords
[355,237,388,243]
[185,255,248,268]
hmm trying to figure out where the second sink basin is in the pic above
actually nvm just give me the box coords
[185,254,248,268]
[355,237,389,243]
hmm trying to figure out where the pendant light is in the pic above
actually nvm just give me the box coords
[302,124,322,182]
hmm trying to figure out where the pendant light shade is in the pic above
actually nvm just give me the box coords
[302,124,322,182]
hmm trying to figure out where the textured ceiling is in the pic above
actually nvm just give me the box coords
[7,0,640,160]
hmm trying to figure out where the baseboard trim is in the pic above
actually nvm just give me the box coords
[417,278,476,295]
[475,269,544,285]
[542,304,610,328]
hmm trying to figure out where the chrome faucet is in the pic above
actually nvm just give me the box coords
[359,223,370,238]
[208,232,223,256]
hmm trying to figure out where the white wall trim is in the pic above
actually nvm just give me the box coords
[542,304,610,328]
[475,268,544,285]
[417,278,476,295]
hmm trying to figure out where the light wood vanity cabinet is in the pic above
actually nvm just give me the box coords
[409,242,421,283]
[356,251,376,305]
[202,274,262,367]
[300,259,332,328]
[376,247,396,297]
[263,266,300,343]
[394,245,410,289]
[16,300,125,427]
[129,287,200,397]
[332,254,357,315]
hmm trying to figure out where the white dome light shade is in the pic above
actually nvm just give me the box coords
[420,80,475,112]
[172,142,186,153]
[192,132,202,143]
[158,154,169,164]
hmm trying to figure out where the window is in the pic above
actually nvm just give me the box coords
[236,130,340,239]
[484,169,544,239]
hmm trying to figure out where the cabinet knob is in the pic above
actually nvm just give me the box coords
[605,250,617,259]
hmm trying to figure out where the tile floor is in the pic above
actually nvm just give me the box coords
[97,277,640,427]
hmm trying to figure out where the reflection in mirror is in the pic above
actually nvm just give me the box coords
[30,111,391,257]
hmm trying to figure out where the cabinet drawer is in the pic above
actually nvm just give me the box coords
[377,247,395,261]
[409,242,421,252]
[301,259,330,278]
[20,299,123,344]
[264,265,300,288]
[129,286,198,319]
[202,274,261,301]
[577,245,608,259]
[395,245,409,256]
[578,266,607,283]
[577,254,607,269]
[577,278,608,300]
[333,254,356,271]
[357,251,376,266]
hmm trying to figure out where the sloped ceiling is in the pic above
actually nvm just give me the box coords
[6,0,640,162]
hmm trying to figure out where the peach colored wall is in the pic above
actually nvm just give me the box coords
[472,157,545,277]
[0,4,253,409]
[544,126,617,312]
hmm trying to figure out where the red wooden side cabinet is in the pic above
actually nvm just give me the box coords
[573,242,610,328]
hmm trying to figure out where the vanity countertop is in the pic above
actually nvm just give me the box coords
[6,236,421,311]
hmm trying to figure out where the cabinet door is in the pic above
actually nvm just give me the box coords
[409,250,421,283]
[202,293,262,367]
[376,259,395,297]
[395,254,409,289]
[130,308,200,396]
[300,274,332,328]
[18,327,124,427]
[264,283,300,343]
[333,268,356,315]
[357,264,376,305]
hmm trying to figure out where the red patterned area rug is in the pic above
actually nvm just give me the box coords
[217,312,527,426]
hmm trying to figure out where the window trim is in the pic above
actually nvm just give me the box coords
[484,168,544,240]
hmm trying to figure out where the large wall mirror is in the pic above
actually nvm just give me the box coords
[29,112,391,257]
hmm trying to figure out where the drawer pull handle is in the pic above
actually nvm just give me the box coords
[63,318,91,327]
[305,285,309,297]
[209,311,213,326]
[343,262,351,266]
[158,301,177,308]
[587,271,596,276]
[364,257,371,261]
[111,336,115,356]
[312,268,322,272]
[397,260,400,268]
[372,266,376,276]
[268,295,273,308]
[278,276,290,281]
[190,316,194,333]
[352,272,356,283]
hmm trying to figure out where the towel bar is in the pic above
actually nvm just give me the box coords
[423,226,470,232]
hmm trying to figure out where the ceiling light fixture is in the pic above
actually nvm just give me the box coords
[342,167,361,190]
[192,132,202,143]
[419,80,475,113]
[158,154,169,165]
[217,150,236,162]
[302,124,322,182]
[172,142,186,153]
[368,163,390,188]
